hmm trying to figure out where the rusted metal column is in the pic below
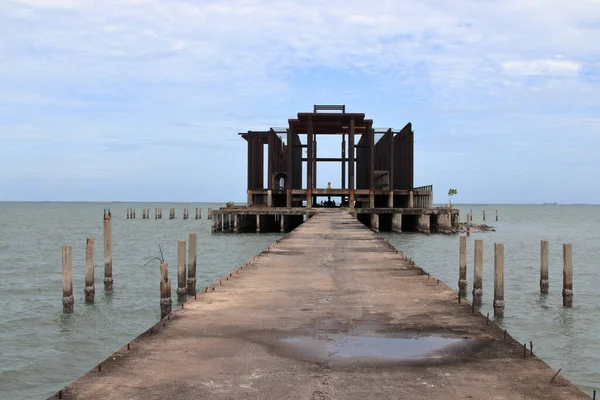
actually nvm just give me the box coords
[341,133,346,190]
[494,242,505,317]
[458,235,467,297]
[369,190,375,208]
[160,262,171,319]
[563,243,573,307]
[540,240,549,294]
[369,125,374,190]
[388,129,394,191]
[187,232,197,296]
[62,245,74,313]
[473,239,483,305]
[287,126,294,207]
[349,118,355,208]
[177,240,187,302]
[307,117,313,207]
[85,238,95,303]
[103,209,113,291]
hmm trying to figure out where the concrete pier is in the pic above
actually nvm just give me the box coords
[52,212,587,399]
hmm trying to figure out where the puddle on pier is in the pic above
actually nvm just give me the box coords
[277,334,483,367]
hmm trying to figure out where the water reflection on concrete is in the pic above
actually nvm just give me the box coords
[278,334,482,366]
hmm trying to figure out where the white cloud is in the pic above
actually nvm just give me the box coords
[501,59,581,76]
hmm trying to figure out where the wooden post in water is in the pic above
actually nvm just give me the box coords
[187,233,197,296]
[563,243,573,307]
[85,238,95,303]
[160,262,171,319]
[62,245,74,313]
[208,208,212,220]
[494,242,504,318]
[496,209,498,221]
[458,235,467,297]
[127,208,130,219]
[466,213,471,236]
[103,209,113,290]
[483,209,486,221]
[199,208,202,219]
[540,240,549,294]
[177,240,187,302]
[472,239,483,305]
[195,207,199,220]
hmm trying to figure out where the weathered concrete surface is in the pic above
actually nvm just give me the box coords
[51,212,587,400]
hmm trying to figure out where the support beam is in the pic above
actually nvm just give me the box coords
[388,129,394,191]
[306,117,313,207]
[369,125,374,190]
[349,118,355,208]
[341,133,346,190]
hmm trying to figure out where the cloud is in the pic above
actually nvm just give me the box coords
[501,59,581,76]
[1,0,600,201]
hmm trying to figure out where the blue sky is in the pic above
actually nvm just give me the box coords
[1,0,599,203]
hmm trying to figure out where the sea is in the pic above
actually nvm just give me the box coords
[0,202,598,398]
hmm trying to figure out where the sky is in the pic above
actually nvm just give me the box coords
[1,0,599,204]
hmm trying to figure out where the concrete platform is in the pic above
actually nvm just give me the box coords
[51,211,587,399]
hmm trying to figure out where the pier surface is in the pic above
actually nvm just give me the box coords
[54,211,587,399]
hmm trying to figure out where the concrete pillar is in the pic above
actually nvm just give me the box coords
[160,262,172,319]
[388,191,394,208]
[540,240,549,294]
[85,238,95,303]
[408,191,414,208]
[267,190,273,207]
[417,214,430,233]
[370,214,379,232]
[234,214,239,233]
[494,242,504,317]
[256,214,261,233]
[221,213,225,232]
[280,214,285,233]
[458,235,467,297]
[436,213,452,233]
[62,245,74,313]
[103,210,113,290]
[187,232,197,296]
[563,243,573,307]
[177,240,187,302]
[369,190,375,208]
[473,239,483,305]
[392,213,402,233]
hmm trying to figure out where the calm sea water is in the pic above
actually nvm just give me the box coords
[0,203,597,398]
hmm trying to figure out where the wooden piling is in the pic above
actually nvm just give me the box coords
[195,207,199,220]
[563,243,573,307]
[84,238,95,303]
[187,233,197,296]
[496,209,498,221]
[103,210,113,290]
[540,240,549,294]
[466,213,471,236]
[494,242,504,318]
[177,240,187,302]
[160,262,172,319]
[458,235,467,296]
[127,208,130,219]
[62,245,74,313]
[472,239,483,305]
[483,209,486,221]
[208,208,212,220]
[199,208,202,219]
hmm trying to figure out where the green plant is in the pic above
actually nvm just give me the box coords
[226,201,235,208]
[448,188,458,207]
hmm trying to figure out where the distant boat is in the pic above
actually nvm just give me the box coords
[542,202,557,205]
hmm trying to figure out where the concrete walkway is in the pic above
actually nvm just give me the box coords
[53,212,588,399]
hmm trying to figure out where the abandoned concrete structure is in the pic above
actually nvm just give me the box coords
[212,105,459,233]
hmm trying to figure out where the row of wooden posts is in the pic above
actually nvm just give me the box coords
[465,209,498,236]
[159,233,199,318]
[62,210,113,312]
[458,236,573,318]
[61,210,204,313]
[126,208,213,220]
